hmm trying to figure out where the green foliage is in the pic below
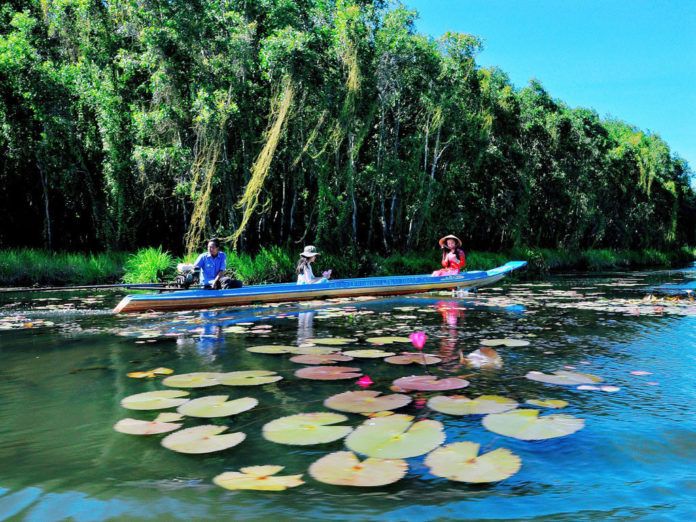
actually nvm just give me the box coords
[228,246,295,285]
[0,249,126,286]
[0,246,693,287]
[122,247,174,283]
[0,0,694,255]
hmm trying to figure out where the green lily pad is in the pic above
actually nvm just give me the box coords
[295,366,363,380]
[384,353,442,365]
[393,375,469,391]
[482,409,585,440]
[247,345,297,354]
[365,336,412,345]
[525,399,569,409]
[177,395,258,418]
[425,442,521,483]
[154,412,185,422]
[292,346,341,355]
[120,390,190,410]
[262,412,353,445]
[213,466,304,491]
[113,418,182,435]
[289,353,355,365]
[342,349,395,359]
[324,390,412,413]
[161,372,221,388]
[480,338,530,347]
[526,370,603,386]
[309,451,407,487]
[218,370,283,386]
[306,337,357,346]
[345,414,445,458]
[161,425,246,453]
[223,326,249,334]
[428,395,518,415]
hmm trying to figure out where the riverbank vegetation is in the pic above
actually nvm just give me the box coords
[1,247,693,287]
[1,1,695,258]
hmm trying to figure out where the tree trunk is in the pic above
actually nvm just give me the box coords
[37,161,52,250]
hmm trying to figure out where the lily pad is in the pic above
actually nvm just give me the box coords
[384,353,442,365]
[428,395,518,415]
[324,390,412,413]
[247,345,297,354]
[393,375,469,392]
[262,412,353,445]
[362,411,395,418]
[218,370,282,386]
[425,442,521,483]
[306,337,357,346]
[525,370,603,386]
[113,418,182,435]
[213,466,304,491]
[309,451,407,487]
[177,395,258,418]
[223,326,248,334]
[127,367,174,379]
[121,390,190,410]
[480,338,530,347]
[295,366,363,380]
[292,346,342,355]
[482,409,584,440]
[525,399,568,409]
[345,414,445,458]
[162,372,221,388]
[342,349,395,359]
[365,336,412,345]
[161,425,246,454]
[155,412,184,422]
[289,353,354,365]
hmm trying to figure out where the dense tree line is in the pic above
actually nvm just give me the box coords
[1,0,694,254]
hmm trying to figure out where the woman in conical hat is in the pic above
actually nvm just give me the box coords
[432,234,466,276]
[296,246,332,285]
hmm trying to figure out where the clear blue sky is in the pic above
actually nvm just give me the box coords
[405,0,696,176]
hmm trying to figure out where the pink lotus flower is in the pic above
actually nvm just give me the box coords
[409,331,427,350]
[356,375,374,388]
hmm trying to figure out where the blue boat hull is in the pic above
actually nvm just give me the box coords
[113,261,527,313]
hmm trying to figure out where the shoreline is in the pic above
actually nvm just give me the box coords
[0,247,694,288]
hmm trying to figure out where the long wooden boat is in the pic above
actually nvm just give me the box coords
[113,261,527,313]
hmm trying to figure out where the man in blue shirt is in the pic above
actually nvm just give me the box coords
[194,238,242,290]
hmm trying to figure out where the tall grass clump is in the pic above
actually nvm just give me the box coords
[122,247,175,283]
[228,246,294,285]
[374,252,436,276]
[0,249,127,286]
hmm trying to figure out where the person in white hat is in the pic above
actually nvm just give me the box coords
[296,246,332,285]
[432,234,466,276]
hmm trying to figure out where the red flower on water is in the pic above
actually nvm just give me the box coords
[409,331,427,351]
[356,375,374,388]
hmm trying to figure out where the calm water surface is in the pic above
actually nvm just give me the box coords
[1,268,695,521]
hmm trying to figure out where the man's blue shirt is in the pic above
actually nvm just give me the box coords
[194,252,226,286]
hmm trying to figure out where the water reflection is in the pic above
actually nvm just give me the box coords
[435,300,465,367]
[296,311,316,346]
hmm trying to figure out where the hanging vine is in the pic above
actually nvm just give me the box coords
[228,77,295,249]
